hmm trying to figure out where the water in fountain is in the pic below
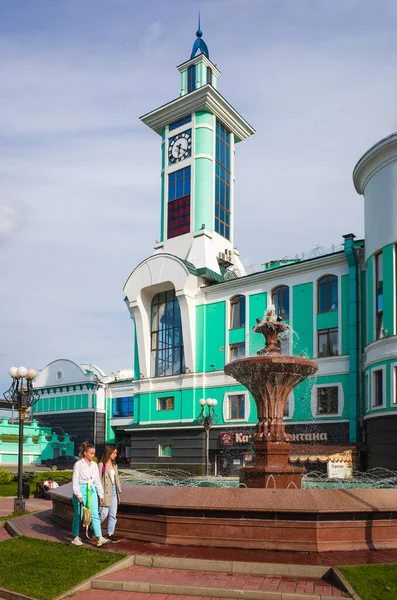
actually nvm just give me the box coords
[120,467,397,489]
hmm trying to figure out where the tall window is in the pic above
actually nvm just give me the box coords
[375,252,383,339]
[318,328,339,357]
[112,397,134,417]
[272,285,289,320]
[316,387,338,415]
[151,290,185,377]
[229,343,245,361]
[393,366,397,405]
[230,295,246,329]
[228,394,245,420]
[373,369,383,407]
[215,120,231,240]
[207,66,213,85]
[318,275,338,313]
[168,166,191,239]
[187,65,196,93]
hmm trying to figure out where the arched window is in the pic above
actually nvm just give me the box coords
[151,290,185,377]
[318,275,338,313]
[230,295,246,329]
[272,285,289,320]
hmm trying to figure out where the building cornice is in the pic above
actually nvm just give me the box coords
[203,252,346,295]
[176,54,221,78]
[353,131,397,194]
[140,85,255,142]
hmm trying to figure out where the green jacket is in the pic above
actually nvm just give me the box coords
[98,462,121,506]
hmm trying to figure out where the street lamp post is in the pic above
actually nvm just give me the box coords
[4,366,39,515]
[197,398,219,476]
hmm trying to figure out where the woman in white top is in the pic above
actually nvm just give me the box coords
[71,441,109,547]
[98,445,122,543]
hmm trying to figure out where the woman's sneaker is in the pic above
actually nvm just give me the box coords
[96,536,110,547]
[71,536,83,546]
[107,534,119,543]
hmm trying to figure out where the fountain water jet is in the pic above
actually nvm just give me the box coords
[225,305,318,488]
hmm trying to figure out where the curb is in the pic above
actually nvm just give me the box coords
[332,568,362,600]
[0,587,36,600]
[54,554,134,600]
[133,553,330,579]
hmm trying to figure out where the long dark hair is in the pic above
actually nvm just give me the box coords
[79,441,95,459]
[100,444,117,472]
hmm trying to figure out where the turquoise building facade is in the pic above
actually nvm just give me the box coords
[34,27,397,474]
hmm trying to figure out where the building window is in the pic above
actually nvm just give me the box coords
[366,372,370,411]
[168,166,191,239]
[228,394,246,420]
[373,369,384,407]
[229,343,245,361]
[393,366,397,405]
[151,290,185,377]
[169,115,191,131]
[157,396,175,411]
[230,295,246,329]
[159,445,172,457]
[215,120,231,240]
[283,395,291,418]
[375,252,384,339]
[318,275,338,313]
[272,285,289,320]
[112,396,134,418]
[207,66,213,85]
[318,328,339,357]
[187,65,196,93]
[316,386,339,415]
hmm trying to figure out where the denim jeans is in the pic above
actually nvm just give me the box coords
[99,484,118,535]
[72,483,102,538]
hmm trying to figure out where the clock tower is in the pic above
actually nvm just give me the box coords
[140,25,255,277]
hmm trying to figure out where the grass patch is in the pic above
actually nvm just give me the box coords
[340,564,397,600]
[0,471,73,497]
[0,511,30,521]
[0,536,125,599]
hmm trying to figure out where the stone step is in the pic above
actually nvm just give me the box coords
[73,591,239,600]
[92,563,345,599]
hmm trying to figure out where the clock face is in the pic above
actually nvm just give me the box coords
[168,130,192,164]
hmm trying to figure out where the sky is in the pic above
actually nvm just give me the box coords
[1,0,397,392]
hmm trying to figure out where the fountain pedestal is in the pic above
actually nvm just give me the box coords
[224,312,318,490]
[240,441,305,489]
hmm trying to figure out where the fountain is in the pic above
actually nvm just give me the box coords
[224,305,318,489]
[51,306,397,552]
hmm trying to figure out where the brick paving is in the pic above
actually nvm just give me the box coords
[74,593,240,600]
[97,565,344,597]
[0,497,48,517]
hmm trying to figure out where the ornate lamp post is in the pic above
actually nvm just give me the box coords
[4,366,39,514]
[197,398,219,476]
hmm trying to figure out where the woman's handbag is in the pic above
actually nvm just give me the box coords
[81,484,92,539]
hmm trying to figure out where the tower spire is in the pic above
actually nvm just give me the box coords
[191,14,209,59]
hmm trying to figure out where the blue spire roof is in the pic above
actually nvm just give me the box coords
[190,14,209,59]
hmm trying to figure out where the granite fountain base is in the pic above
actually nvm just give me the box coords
[52,483,397,552]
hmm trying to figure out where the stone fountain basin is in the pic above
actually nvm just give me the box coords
[225,354,318,382]
[51,483,397,552]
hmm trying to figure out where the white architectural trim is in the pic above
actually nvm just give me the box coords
[371,365,386,408]
[364,335,397,368]
[222,390,250,422]
[311,382,344,418]
[140,85,255,142]
[392,362,397,406]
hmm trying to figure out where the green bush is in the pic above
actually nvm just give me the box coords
[12,471,36,483]
[0,469,14,484]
